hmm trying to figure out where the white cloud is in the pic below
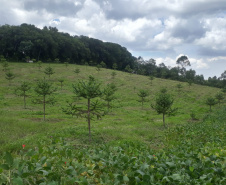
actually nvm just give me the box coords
[1,0,226,78]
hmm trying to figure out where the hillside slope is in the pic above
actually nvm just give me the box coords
[0,62,223,152]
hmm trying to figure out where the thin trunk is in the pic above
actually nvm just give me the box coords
[43,95,46,121]
[24,95,26,109]
[163,113,165,128]
[88,98,91,142]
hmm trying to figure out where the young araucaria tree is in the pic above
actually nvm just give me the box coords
[5,71,15,85]
[72,76,103,141]
[102,83,117,111]
[15,81,31,108]
[44,66,55,78]
[205,97,217,112]
[137,89,149,109]
[34,78,56,121]
[151,89,177,128]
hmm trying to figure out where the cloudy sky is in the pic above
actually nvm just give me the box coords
[1,0,226,78]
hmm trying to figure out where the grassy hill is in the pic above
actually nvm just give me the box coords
[0,62,225,184]
[0,62,220,151]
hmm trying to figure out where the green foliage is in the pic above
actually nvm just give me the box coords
[205,97,217,112]
[102,83,117,111]
[72,76,103,141]
[15,81,31,108]
[54,58,60,63]
[111,71,117,79]
[188,80,193,88]
[0,62,225,184]
[37,61,42,70]
[33,78,57,120]
[64,62,69,68]
[1,107,226,185]
[74,68,80,75]
[151,91,177,127]
[44,66,55,78]
[5,71,15,84]
[62,101,80,117]
[58,78,64,90]
[160,87,167,93]
[2,61,9,71]
[125,65,132,73]
[190,110,198,121]
[176,83,183,93]
[137,89,149,108]
[149,76,154,85]
[221,87,226,94]
[112,63,118,70]
[176,55,191,68]
[96,64,101,72]
[100,61,106,68]
[215,92,224,105]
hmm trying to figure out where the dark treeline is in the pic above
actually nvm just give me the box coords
[0,23,135,70]
[0,23,225,88]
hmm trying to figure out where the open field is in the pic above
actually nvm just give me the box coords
[0,62,225,184]
[0,62,223,152]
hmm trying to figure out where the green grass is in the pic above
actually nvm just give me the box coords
[0,62,224,153]
[0,62,226,184]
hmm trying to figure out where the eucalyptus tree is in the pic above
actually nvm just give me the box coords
[15,81,31,108]
[176,55,191,77]
[33,78,56,121]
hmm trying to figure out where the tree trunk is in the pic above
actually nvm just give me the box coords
[24,95,26,109]
[163,113,166,128]
[43,95,46,121]
[88,98,91,142]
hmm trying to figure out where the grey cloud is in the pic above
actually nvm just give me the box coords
[23,0,85,17]
[180,1,226,18]
[198,47,226,57]
[93,0,226,20]
[92,0,146,20]
[170,19,206,42]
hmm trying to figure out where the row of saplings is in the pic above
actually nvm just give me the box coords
[14,75,226,141]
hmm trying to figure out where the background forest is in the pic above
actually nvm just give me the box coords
[1,23,226,88]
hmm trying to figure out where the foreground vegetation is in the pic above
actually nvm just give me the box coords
[0,62,225,184]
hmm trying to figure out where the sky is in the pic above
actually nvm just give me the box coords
[0,0,226,79]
